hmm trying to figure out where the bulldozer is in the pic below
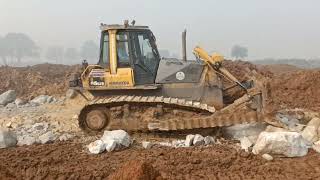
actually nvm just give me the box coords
[69,21,266,133]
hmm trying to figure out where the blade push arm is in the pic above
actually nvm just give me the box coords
[193,46,247,91]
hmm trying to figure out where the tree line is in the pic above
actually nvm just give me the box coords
[0,33,99,65]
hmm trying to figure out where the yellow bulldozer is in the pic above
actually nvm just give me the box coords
[69,21,266,133]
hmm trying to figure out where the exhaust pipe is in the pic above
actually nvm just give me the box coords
[182,29,187,61]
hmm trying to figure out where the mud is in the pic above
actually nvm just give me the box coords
[0,141,319,180]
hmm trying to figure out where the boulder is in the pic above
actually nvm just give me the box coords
[222,122,266,142]
[38,131,56,144]
[17,135,37,146]
[66,89,77,99]
[172,140,186,148]
[101,130,132,148]
[88,140,106,154]
[265,125,290,132]
[142,141,153,149]
[59,133,74,141]
[14,98,26,106]
[262,154,273,161]
[31,95,54,105]
[301,117,320,143]
[0,90,16,106]
[185,134,195,147]
[29,122,49,134]
[105,139,117,152]
[204,136,215,145]
[6,103,16,109]
[193,134,204,146]
[240,136,253,152]
[253,131,309,157]
[0,129,17,148]
[312,140,320,153]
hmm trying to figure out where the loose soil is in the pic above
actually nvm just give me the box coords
[0,64,80,100]
[0,142,319,180]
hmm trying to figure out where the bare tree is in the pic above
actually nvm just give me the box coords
[3,33,38,63]
[231,45,248,59]
[46,46,64,63]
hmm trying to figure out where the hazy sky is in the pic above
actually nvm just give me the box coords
[1,0,320,59]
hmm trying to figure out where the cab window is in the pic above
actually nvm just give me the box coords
[99,32,109,67]
[116,32,130,67]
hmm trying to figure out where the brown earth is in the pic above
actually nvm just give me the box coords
[268,69,320,111]
[0,141,319,180]
[0,64,80,100]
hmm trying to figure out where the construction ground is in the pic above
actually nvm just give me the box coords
[0,61,320,180]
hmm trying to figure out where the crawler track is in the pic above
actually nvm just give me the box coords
[78,94,263,132]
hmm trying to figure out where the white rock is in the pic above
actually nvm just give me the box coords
[204,136,215,145]
[31,95,52,105]
[185,134,195,147]
[14,98,26,106]
[6,103,16,109]
[29,122,49,134]
[0,129,17,148]
[222,122,266,142]
[262,154,273,161]
[252,131,309,157]
[88,140,106,154]
[301,117,320,143]
[193,134,204,146]
[240,136,253,152]
[59,133,74,141]
[101,130,132,148]
[142,141,153,149]
[158,142,172,147]
[0,90,16,106]
[38,131,56,144]
[172,140,186,148]
[17,135,37,146]
[265,125,289,132]
[105,140,117,152]
[66,89,77,99]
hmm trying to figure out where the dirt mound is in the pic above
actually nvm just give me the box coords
[109,160,161,180]
[223,60,272,81]
[260,64,301,75]
[268,70,320,111]
[0,64,80,100]
[0,142,319,179]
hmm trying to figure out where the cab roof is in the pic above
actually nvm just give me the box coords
[100,24,149,31]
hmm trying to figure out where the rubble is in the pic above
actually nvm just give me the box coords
[31,95,55,105]
[14,98,26,106]
[142,141,153,149]
[101,130,132,148]
[193,134,205,146]
[66,89,77,99]
[105,139,117,152]
[262,154,273,161]
[17,135,37,146]
[0,90,16,106]
[185,134,195,147]
[253,131,309,157]
[0,129,17,148]
[301,117,320,143]
[88,140,106,154]
[38,131,56,144]
[204,136,215,145]
[59,133,74,141]
[222,122,267,142]
[240,136,253,152]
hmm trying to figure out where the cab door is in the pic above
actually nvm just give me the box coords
[129,31,160,85]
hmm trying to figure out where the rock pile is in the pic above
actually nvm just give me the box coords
[87,130,133,154]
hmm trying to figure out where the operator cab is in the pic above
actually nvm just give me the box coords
[98,23,161,85]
